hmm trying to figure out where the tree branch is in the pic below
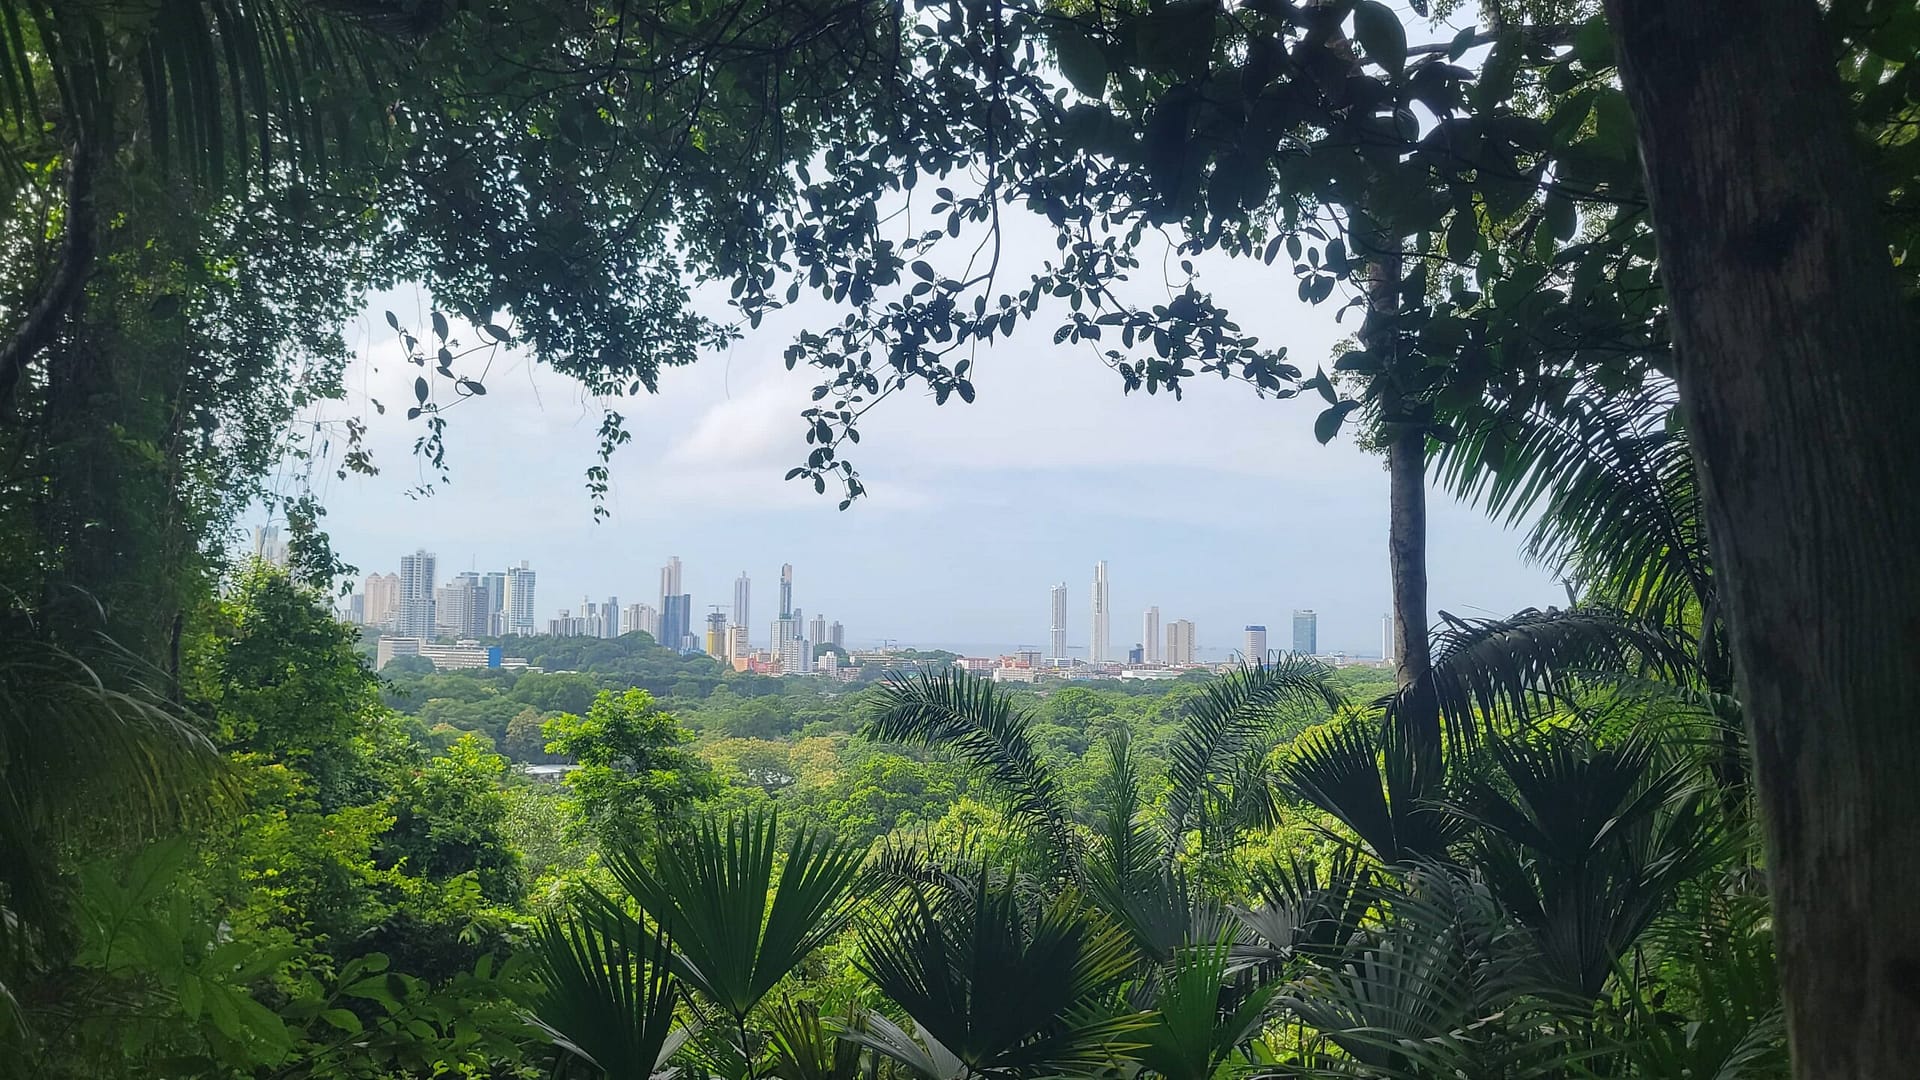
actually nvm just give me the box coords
[0,139,100,412]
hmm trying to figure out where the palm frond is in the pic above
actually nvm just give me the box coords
[1278,720,1460,865]
[606,809,865,1022]
[1234,850,1373,971]
[1084,727,1158,898]
[855,876,1145,1077]
[530,899,687,1080]
[1132,940,1279,1080]
[1161,659,1341,853]
[766,996,866,1080]
[1434,387,1711,622]
[1382,607,1698,747]
[864,669,1076,868]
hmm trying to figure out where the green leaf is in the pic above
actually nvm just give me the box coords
[1053,29,1109,98]
[1315,400,1360,444]
[1573,15,1614,69]
[321,1008,363,1034]
[1353,2,1408,75]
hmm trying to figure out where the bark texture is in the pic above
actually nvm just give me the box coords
[1604,0,1920,1074]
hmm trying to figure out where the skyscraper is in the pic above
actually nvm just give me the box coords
[1049,584,1068,662]
[779,563,794,618]
[828,621,844,648]
[1382,614,1394,663]
[808,613,827,648]
[1292,609,1318,655]
[1243,625,1268,664]
[503,561,537,636]
[361,571,400,628]
[624,602,659,640]
[251,525,289,566]
[442,571,488,637]
[603,596,621,638]
[397,550,437,640]
[659,557,690,652]
[481,571,507,634]
[1090,561,1110,663]
[706,610,728,657]
[1143,606,1161,665]
[734,572,752,649]
[1167,619,1197,666]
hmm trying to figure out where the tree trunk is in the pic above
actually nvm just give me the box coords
[1603,1,1920,1074]
[1366,249,1439,746]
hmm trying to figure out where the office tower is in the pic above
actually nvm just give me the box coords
[439,571,487,638]
[779,563,794,618]
[808,613,827,648]
[603,596,621,638]
[1090,561,1110,663]
[733,572,752,649]
[1292,609,1318,655]
[1049,583,1068,662]
[706,610,728,657]
[1127,643,1144,665]
[1167,619,1196,666]
[1143,606,1161,664]
[481,571,507,634]
[662,593,692,652]
[361,571,400,628]
[780,629,812,673]
[397,550,438,639]
[828,621,844,648]
[503,561,537,636]
[347,593,365,623]
[625,602,658,640]
[1243,625,1268,665]
[659,556,690,651]
[1382,614,1394,663]
[251,525,289,566]
[727,623,751,660]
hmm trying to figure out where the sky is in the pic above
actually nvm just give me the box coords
[282,198,1561,660]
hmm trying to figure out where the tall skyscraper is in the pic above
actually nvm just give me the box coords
[808,613,827,648]
[1292,609,1318,655]
[361,571,401,628]
[1382,613,1394,663]
[440,571,488,638]
[397,550,438,640]
[1049,584,1068,662]
[481,571,508,634]
[251,525,289,566]
[1167,619,1197,666]
[706,610,729,657]
[1143,606,1161,665]
[1090,561,1110,663]
[1243,625,1268,664]
[603,596,621,638]
[624,602,659,640]
[779,563,794,618]
[734,572,752,649]
[828,621,844,648]
[503,561,537,636]
[659,556,690,651]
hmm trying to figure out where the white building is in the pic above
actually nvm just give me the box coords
[1090,560,1110,663]
[1049,583,1069,662]
[1243,625,1268,665]
[734,572,752,649]
[1143,606,1161,665]
[251,525,289,566]
[503,561,537,636]
[1167,619,1197,666]
[397,550,438,640]
[361,571,400,629]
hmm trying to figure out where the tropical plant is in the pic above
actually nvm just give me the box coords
[1131,939,1279,1080]
[532,906,687,1080]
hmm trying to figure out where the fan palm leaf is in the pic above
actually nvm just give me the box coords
[854,876,1145,1077]
[530,899,688,1080]
[606,809,865,1023]
[865,669,1076,868]
[765,997,866,1080]
[1160,659,1341,854]
[1278,719,1461,865]
[1132,939,1279,1080]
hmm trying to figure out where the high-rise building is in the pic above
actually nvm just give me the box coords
[659,557,691,651]
[727,623,751,661]
[1049,583,1068,662]
[828,621,844,648]
[1127,643,1145,665]
[503,561,537,636]
[1243,625,1268,665]
[780,629,812,673]
[347,593,366,623]
[1382,613,1394,663]
[1090,561,1110,663]
[603,596,621,638]
[779,563,794,619]
[662,592,692,653]
[1292,609,1318,655]
[481,571,508,634]
[251,525,289,566]
[706,610,729,657]
[734,572,752,649]
[361,571,401,628]
[808,614,827,649]
[1143,606,1161,665]
[625,602,659,640]
[1167,619,1197,666]
[397,550,438,640]
[439,571,488,638]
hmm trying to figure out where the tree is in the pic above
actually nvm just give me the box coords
[1599,0,1920,1073]
[543,689,720,847]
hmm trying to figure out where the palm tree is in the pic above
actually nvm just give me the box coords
[849,874,1145,1079]
[531,905,687,1080]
